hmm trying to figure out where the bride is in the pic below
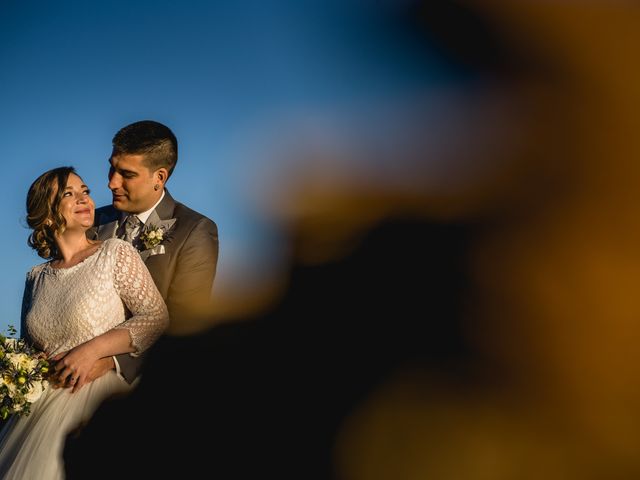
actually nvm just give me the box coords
[0,166,169,479]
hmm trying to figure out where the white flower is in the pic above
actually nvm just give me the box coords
[0,326,51,420]
[5,381,17,396]
[139,225,166,250]
[24,380,45,403]
[6,352,38,370]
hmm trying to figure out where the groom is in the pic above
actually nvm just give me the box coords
[88,120,219,383]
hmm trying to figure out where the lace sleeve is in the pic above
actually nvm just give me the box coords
[112,240,169,354]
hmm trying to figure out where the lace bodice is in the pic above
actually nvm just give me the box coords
[20,238,168,357]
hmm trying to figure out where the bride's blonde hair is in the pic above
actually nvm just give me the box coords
[26,166,77,259]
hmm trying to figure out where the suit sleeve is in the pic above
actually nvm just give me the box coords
[166,217,219,324]
[114,351,145,384]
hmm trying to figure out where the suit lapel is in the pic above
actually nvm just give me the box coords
[93,192,177,260]
[145,209,165,228]
[138,191,177,263]
[94,208,120,241]
[153,189,177,221]
[97,220,119,240]
[144,209,177,232]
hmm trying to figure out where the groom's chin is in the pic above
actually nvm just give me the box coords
[112,197,127,209]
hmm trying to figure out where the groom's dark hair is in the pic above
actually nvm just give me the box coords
[112,120,178,177]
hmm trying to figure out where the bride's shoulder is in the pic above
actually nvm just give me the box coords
[26,262,47,280]
[102,238,138,255]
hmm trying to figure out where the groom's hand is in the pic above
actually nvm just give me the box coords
[85,356,116,385]
[49,355,114,392]
[68,357,115,393]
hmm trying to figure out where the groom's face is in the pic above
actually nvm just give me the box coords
[108,153,159,214]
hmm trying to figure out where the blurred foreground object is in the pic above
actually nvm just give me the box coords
[65,0,640,478]
[334,1,640,479]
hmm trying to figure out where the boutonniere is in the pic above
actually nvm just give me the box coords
[138,219,176,251]
[139,226,164,250]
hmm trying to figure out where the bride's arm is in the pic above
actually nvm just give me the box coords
[111,240,169,353]
[52,329,135,391]
[54,241,169,392]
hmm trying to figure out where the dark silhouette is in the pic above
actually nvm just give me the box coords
[63,214,477,479]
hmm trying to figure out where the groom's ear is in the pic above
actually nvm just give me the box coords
[155,168,169,186]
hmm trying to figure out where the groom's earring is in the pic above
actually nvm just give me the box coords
[154,184,160,191]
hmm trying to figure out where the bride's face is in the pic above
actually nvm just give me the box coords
[55,173,95,231]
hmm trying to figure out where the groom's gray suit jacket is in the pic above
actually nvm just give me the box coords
[90,190,219,382]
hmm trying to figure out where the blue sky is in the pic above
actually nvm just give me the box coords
[1,0,466,333]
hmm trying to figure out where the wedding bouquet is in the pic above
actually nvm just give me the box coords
[0,326,50,420]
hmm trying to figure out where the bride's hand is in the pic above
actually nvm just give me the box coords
[51,343,100,393]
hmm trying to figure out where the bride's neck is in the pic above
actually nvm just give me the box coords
[54,229,95,265]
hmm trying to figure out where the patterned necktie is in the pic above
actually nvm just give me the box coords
[122,215,142,244]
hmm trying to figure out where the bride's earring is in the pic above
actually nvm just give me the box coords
[154,184,160,191]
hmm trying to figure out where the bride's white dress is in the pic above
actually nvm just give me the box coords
[0,238,168,479]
